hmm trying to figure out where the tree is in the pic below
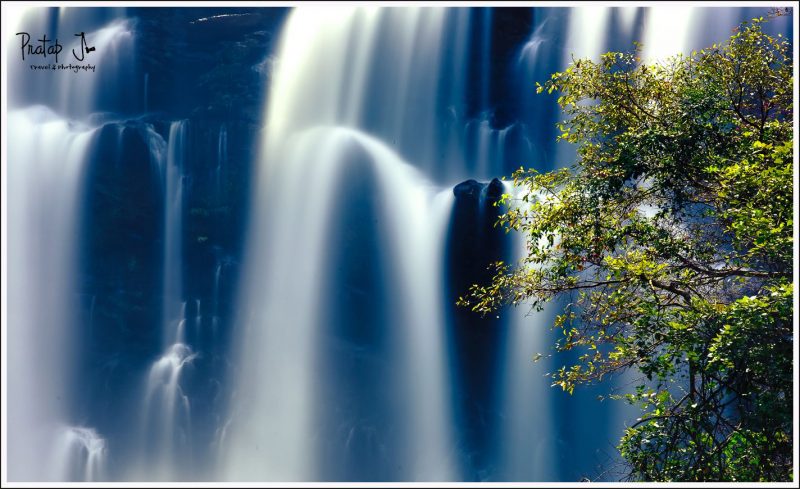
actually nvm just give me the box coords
[458,15,794,482]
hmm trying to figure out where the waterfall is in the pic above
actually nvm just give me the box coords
[140,342,197,478]
[261,7,475,182]
[7,107,101,481]
[465,119,516,179]
[229,5,688,481]
[641,6,698,62]
[229,6,541,481]
[139,120,198,479]
[5,4,792,483]
[8,13,138,119]
[480,9,492,110]
[162,120,187,344]
[226,125,457,480]
[225,11,483,476]
[50,426,107,481]
[493,182,559,481]
[564,6,614,62]
[228,6,600,481]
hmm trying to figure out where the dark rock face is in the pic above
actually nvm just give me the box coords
[133,7,289,122]
[453,177,504,201]
[75,122,165,468]
[486,177,505,200]
[446,178,511,481]
[453,179,482,199]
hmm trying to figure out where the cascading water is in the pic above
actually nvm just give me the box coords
[138,120,203,480]
[7,11,138,119]
[163,121,186,332]
[230,5,789,481]
[140,342,197,477]
[224,124,457,480]
[258,7,479,182]
[224,7,505,479]
[4,4,792,483]
[7,107,102,481]
[229,5,601,481]
[6,13,141,479]
[162,121,187,344]
[7,7,179,482]
[50,426,107,482]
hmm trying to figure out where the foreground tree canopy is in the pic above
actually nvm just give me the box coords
[459,17,794,481]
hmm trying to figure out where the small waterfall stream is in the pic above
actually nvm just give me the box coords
[161,121,187,340]
[50,426,107,481]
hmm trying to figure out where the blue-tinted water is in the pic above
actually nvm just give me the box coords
[4,5,792,482]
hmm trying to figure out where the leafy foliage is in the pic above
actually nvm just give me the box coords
[458,16,793,482]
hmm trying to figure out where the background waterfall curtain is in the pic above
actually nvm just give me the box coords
[2,4,793,483]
